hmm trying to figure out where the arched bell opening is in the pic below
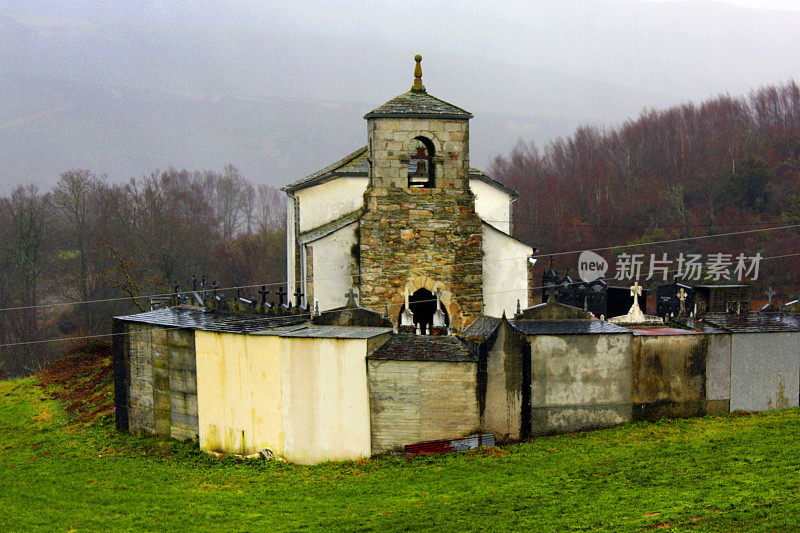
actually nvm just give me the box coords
[398,287,449,334]
[407,137,436,188]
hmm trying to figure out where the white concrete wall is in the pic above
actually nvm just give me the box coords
[308,222,358,312]
[280,337,372,464]
[470,178,511,234]
[194,330,372,464]
[195,332,283,456]
[295,177,367,233]
[730,332,800,412]
[482,224,532,317]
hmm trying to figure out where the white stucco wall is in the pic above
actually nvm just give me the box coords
[482,223,533,317]
[307,221,358,312]
[295,177,367,233]
[730,332,800,412]
[470,178,512,234]
[280,337,372,464]
[195,332,283,456]
[193,330,373,464]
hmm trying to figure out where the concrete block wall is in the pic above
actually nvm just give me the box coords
[367,360,480,454]
[124,323,198,440]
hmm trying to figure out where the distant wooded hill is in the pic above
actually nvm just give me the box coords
[491,82,800,298]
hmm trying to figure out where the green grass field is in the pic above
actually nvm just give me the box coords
[2,354,800,532]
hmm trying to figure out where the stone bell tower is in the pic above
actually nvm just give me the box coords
[358,55,483,332]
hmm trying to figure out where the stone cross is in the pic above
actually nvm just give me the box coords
[345,288,358,307]
[294,288,304,308]
[630,281,643,310]
[277,286,287,307]
[766,286,776,306]
[677,287,687,315]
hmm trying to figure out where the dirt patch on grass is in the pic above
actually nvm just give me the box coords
[37,341,114,425]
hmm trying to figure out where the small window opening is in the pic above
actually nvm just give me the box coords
[407,137,435,188]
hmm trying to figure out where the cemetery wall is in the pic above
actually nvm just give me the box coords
[195,331,372,464]
[705,333,732,415]
[367,359,479,454]
[528,333,632,435]
[483,321,528,441]
[730,332,800,412]
[120,322,198,440]
[631,334,707,420]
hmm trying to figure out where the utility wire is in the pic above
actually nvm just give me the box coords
[0,221,798,314]
[2,250,798,349]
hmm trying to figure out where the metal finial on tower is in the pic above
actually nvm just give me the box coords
[411,54,426,93]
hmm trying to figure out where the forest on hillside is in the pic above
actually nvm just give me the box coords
[0,167,286,377]
[491,81,800,300]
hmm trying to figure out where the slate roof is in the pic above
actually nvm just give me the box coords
[674,318,728,334]
[368,334,476,362]
[257,325,392,339]
[509,320,631,335]
[364,90,473,120]
[461,315,501,341]
[283,146,368,192]
[630,327,700,336]
[115,306,308,333]
[702,313,800,333]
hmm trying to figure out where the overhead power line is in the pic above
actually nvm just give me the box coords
[0,221,797,314]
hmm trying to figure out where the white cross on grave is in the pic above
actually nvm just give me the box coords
[621,281,646,322]
[766,286,776,306]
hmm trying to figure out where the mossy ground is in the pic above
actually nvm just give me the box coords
[1,348,800,531]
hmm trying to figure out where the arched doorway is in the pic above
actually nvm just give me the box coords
[399,288,449,334]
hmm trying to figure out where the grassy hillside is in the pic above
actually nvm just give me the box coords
[1,351,800,531]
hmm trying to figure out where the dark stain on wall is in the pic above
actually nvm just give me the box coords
[632,334,708,421]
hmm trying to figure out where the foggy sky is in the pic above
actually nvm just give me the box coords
[2,0,800,190]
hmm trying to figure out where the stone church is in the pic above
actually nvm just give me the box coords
[112,56,800,465]
[283,55,534,331]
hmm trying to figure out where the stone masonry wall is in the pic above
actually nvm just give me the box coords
[367,118,469,190]
[359,186,483,331]
[125,323,198,440]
